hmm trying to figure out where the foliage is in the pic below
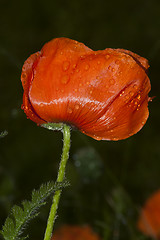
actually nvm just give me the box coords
[0,180,69,240]
[0,131,8,139]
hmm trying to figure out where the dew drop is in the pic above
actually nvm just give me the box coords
[84,64,90,71]
[120,91,125,97]
[21,73,27,80]
[86,81,90,85]
[108,66,112,70]
[79,83,82,87]
[129,91,134,97]
[97,60,101,65]
[62,61,70,71]
[133,84,138,90]
[136,104,141,111]
[94,136,102,140]
[61,75,70,84]
[72,64,77,69]
[111,68,115,72]
[76,69,79,73]
[75,104,80,110]
[90,90,93,94]
[109,79,115,85]
[125,95,130,100]
[40,103,43,107]
[105,54,110,60]
[113,137,118,141]
[137,94,141,100]
[74,88,78,92]
[67,107,73,114]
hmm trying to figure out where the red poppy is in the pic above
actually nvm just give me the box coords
[21,38,151,140]
[51,225,100,240]
[137,190,160,239]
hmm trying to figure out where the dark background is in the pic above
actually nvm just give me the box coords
[0,0,159,239]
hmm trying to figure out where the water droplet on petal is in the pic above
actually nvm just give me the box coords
[108,66,112,70]
[94,136,102,140]
[62,61,70,71]
[67,107,73,114]
[84,64,90,70]
[72,64,77,69]
[129,91,134,97]
[133,84,138,90]
[109,79,115,85]
[21,73,27,79]
[125,94,130,100]
[137,94,141,100]
[113,137,118,141]
[105,54,110,60]
[61,75,70,84]
[97,61,101,65]
[75,104,80,110]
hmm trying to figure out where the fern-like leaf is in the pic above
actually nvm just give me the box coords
[0,180,69,240]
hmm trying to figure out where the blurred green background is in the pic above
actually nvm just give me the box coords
[0,0,159,239]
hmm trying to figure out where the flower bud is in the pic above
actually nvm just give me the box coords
[21,38,151,140]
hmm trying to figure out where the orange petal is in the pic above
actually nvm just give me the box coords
[22,93,45,124]
[51,225,100,240]
[21,37,151,140]
[137,190,160,239]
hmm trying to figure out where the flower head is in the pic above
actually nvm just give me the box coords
[21,38,151,140]
[51,225,100,240]
[137,190,160,239]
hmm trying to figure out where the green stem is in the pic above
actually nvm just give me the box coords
[43,124,71,240]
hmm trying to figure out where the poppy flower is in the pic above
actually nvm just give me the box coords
[137,190,160,239]
[21,37,151,140]
[51,225,100,240]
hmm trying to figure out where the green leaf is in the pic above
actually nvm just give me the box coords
[0,130,8,138]
[0,180,69,240]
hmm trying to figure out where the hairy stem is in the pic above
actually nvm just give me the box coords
[43,124,71,240]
